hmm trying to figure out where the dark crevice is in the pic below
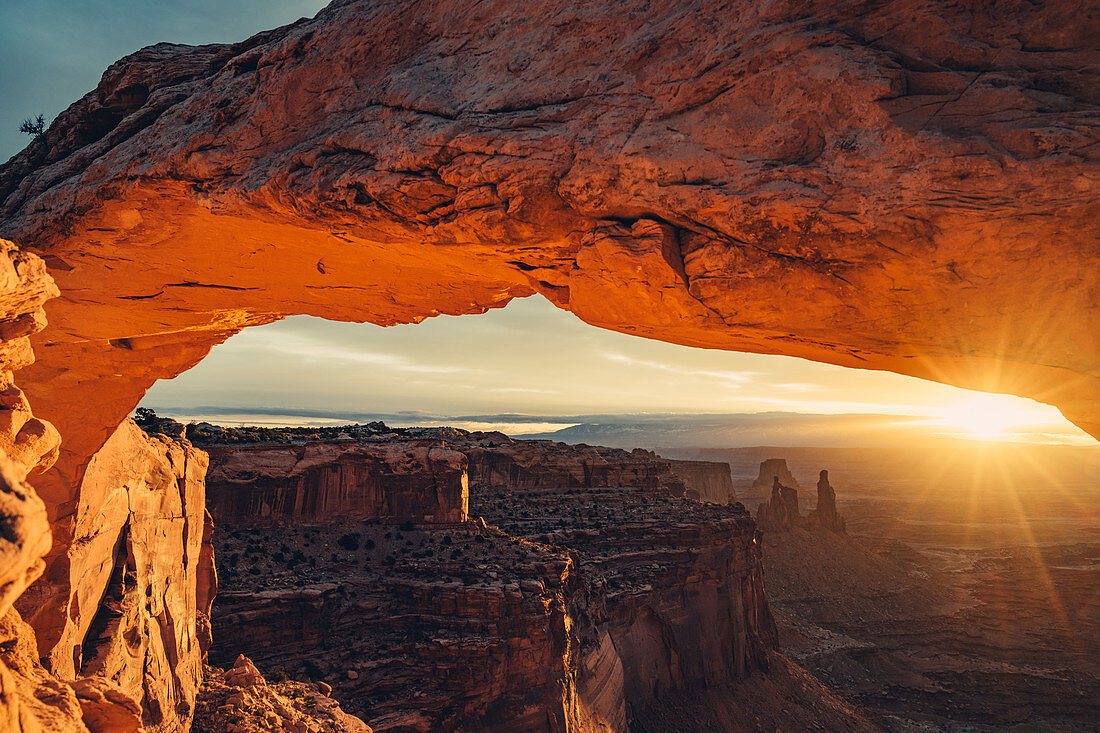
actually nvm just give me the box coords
[79,525,131,675]
[164,282,256,291]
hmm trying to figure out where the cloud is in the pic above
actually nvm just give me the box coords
[487,387,560,395]
[600,352,757,386]
[232,328,477,375]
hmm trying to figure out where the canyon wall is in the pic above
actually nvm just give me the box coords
[16,417,213,731]
[205,440,468,524]
[0,0,1094,728]
[0,6,1094,713]
[461,434,685,493]
[204,434,777,731]
[667,459,736,503]
[210,523,608,732]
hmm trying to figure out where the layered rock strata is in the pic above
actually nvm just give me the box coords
[667,459,737,503]
[205,440,468,524]
[471,479,777,712]
[210,519,612,731]
[461,433,686,493]
[1,6,1096,719]
[205,433,778,731]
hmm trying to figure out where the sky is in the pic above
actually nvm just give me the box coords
[0,0,329,159]
[141,296,1095,445]
[2,2,1094,446]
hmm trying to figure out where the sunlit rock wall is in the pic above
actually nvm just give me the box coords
[0,239,142,732]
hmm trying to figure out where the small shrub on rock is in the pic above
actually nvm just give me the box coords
[337,532,361,551]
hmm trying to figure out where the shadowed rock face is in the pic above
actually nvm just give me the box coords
[667,459,737,503]
[757,477,802,531]
[806,469,845,532]
[206,434,778,732]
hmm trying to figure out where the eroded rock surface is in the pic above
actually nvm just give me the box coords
[205,440,468,524]
[757,476,802,532]
[751,459,801,495]
[473,478,776,710]
[16,418,213,732]
[211,520,606,732]
[462,435,686,493]
[1,7,1096,714]
[806,469,846,532]
[0,238,143,732]
[193,655,371,733]
[758,469,848,534]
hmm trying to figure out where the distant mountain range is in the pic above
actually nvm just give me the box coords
[518,412,949,449]
[142,406,1087,449]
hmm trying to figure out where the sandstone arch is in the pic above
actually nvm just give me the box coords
[0,0,1097,690]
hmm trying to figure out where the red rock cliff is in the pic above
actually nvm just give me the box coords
[475,477,776,713]
[205,440,468,524]
[668,459,737,503]
[461,433,685,493]
[16,418,213,731]
[0,4,1095,703]
[210,520,613,732]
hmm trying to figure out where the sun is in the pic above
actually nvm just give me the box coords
[931,392,1056,441]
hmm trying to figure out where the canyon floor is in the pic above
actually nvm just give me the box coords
[724,445,1100,732]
